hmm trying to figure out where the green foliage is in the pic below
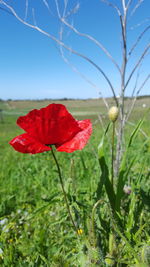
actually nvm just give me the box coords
[0,102,150,266]
[115,118,144,213]
[97,123,116,212]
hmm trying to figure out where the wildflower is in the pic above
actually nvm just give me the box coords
[9,104,92,154]
[0,218,8,226]
[108,106,119,122]
[123,185,132,195]
[77,228,83,235]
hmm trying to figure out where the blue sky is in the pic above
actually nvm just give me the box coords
[0,0,149,100]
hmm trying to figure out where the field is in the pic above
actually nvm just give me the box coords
[0,98,150,266]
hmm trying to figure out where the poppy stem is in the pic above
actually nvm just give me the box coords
[50,146,78,233]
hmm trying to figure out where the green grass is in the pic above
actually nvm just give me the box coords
[0,99,150,266]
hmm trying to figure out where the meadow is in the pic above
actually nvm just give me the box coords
[0,98,150,266]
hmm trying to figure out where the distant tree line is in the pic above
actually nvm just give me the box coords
[1,95,150,102]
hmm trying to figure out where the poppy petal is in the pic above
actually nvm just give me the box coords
[17,104,81,145]
[56,119,92,153]
[9,133,51,154]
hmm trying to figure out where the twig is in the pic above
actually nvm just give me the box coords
[126,0,133,10]
[130,0,144,17]
[24,0,28,21]
[58,16,121,74]
[126,74,150,122]
[100,0,121,17]
[130,17,150,30]
[128,26,150,58]
[125,44,150,91]
[32,8,37,26]
[57,0,109,110]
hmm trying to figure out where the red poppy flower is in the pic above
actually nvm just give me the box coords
[9,103,92,154]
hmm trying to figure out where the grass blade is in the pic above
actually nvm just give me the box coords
[97,123,116,211]
[115,118,144,213]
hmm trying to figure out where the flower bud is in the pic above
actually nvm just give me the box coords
[108,106,119,122]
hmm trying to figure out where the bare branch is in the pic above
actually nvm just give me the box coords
[55,0,61,18]
[122,0,126,12]
[59,43,108,105]
[55,0,80,19]
[42,0,54,16]
[128,25,150,58]
[0,5,13,16]
[58,40,109,111]
[130,17,150,30]
[131,68,140,98]
[57,1,109,111]
[55,0,121,74]
[126,0,133,10]
[125,43,150,91]
[24,0,28,21]
[61,18,121,74]
[130,0,144,17]
[56,0,110,111]
[126,74,150,121]
[130,58,148,98]
[119,2,127,115]
[0,0,118,106]
[64,3,80,18]
[136,74,150,96]
[56,0,119,106]
[32,8,37,26]
[100,0,121,16]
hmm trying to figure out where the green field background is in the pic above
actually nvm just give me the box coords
[0,98,150,266]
